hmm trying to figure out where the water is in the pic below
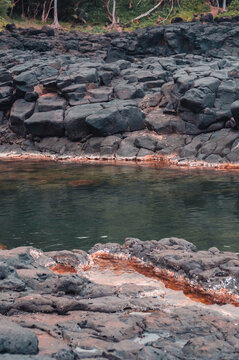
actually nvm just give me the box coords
[0,160,239,252]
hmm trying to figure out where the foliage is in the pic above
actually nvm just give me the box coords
[216,0,239,18]
[216,9,239,16]
[0,0,10,18]
[159,0,210,24]
[9,0,213,32]
[228,0,239,10]
[180,0,210,13]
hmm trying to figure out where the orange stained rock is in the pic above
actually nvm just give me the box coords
[2,153,239,173]
[86,252,239,307]
[50,263,77,274]
[0,243,7,250]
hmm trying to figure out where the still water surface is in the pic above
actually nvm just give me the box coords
[0,160,239,252]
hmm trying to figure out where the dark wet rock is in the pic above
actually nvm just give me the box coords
[25,110,65,137]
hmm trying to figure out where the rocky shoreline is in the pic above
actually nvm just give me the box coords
[2,23,239,166]
[1,22,239,359]
[0,237,239,359]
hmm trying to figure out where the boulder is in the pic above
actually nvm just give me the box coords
[24,91,39,102]
[134,135,157,151]
[180,87,215,113]
[100,135,121,157]
[88,87,113,103]
[61,84,87,106]
[74,68,98,84]
[214,80,237,110]
[114,84,144,100]
[197,108,217,130]
[85,103,145,136]
[116,137,139,158]
[119,105,145,131]
[86,108,127,136]
[0,319,38,354]
[25,110,65,137]
[65,103,102,141]
[10,99,35,135]
[14,70,38,95]
[193,77,221,92]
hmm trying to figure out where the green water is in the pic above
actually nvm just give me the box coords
[0,160,239,253]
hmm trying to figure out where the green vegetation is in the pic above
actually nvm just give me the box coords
[0,0,10,17]
[163,0,210,23]
[0,0,213,33]
[216,0,239,19]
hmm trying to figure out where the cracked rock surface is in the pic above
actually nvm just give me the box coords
[0,238,239,359]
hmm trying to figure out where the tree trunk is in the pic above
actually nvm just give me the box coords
[104,0,113,22]
[222,0,226,11]
[21,0,25,18]
[53,0,60,28]
[111,0,116,27]
[42,0,53,23]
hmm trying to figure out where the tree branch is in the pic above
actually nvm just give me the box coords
[132,0,164,21]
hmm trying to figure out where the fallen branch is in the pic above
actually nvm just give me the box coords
[132,0,164,21]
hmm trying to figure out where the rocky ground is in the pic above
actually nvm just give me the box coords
[2,23,239,166]
[0,237,239,359]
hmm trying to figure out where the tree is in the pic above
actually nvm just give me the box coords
[104,0,118,27]
[223,0,226,10]
[41,0,53,23]
[53,0,60,27]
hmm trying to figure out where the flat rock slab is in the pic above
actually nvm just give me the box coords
[37,95,67,112]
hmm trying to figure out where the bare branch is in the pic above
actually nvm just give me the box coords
[132,0,164,21]
[104,0,113,22]
[136,0,143,8]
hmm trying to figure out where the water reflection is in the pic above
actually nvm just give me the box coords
[0,160,239,252]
